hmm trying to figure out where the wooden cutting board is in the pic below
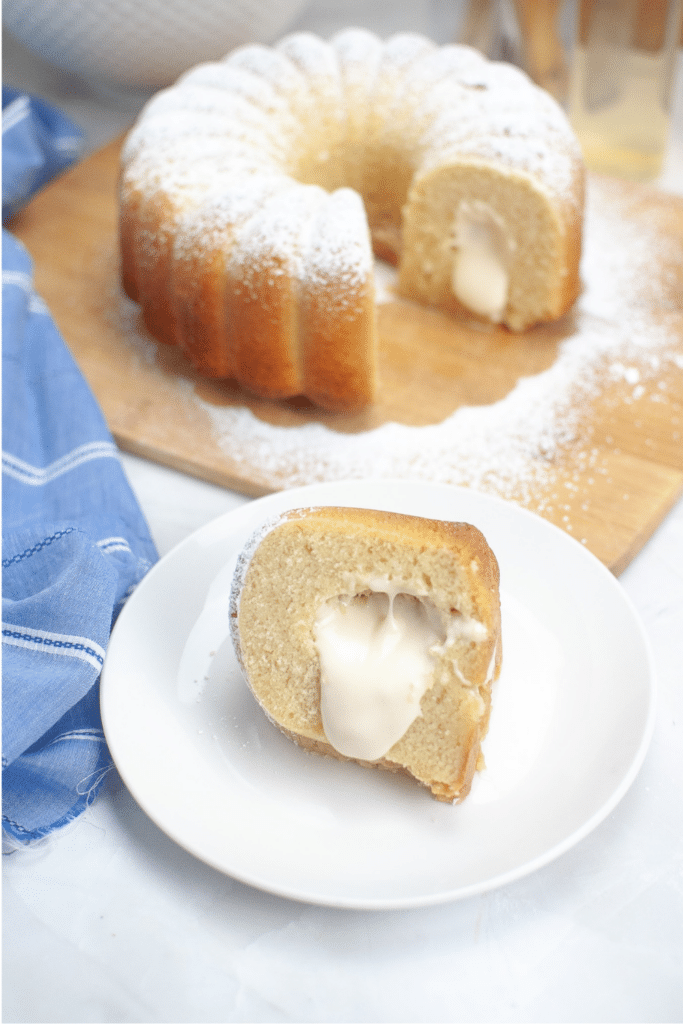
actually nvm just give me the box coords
[8,136,683,574]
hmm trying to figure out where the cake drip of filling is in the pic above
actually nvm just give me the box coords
[451,201,514,323]
[314,587,445,761]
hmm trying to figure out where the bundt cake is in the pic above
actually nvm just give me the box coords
[119,28,585,411]
[229,506,502,803]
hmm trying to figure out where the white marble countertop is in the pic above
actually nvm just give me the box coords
[4,3,683,1021]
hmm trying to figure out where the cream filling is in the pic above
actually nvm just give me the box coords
[313,581,488,762]
[451,201,514,323]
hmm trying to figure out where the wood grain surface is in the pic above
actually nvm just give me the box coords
[8,136,683,574]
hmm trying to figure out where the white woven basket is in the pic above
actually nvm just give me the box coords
[3,0,309,88]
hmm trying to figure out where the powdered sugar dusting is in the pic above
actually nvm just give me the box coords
[123,27,581,222]
[303,188,372,298]
[226,183,325,280]
[191,175,682,515]
[581,178,683,324]
[196,320,604,505]
[115,29,682,543]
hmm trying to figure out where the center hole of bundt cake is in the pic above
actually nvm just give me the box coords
[313,588,447,762]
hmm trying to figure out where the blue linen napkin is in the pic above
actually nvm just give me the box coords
[2,89,158,845]
[2,86,82,222]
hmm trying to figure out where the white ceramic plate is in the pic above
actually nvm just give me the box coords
[101,479,656,909]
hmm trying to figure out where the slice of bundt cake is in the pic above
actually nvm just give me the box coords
[229,506,502,802]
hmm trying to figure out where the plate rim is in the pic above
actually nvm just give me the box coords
[101,478,657,909]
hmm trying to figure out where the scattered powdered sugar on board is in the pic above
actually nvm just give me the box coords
[373,259,399,304]
[196,319,638,506]
[106,173,680,532]
[192,176,681,511]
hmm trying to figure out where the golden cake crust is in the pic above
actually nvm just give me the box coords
[120,28,584,411]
